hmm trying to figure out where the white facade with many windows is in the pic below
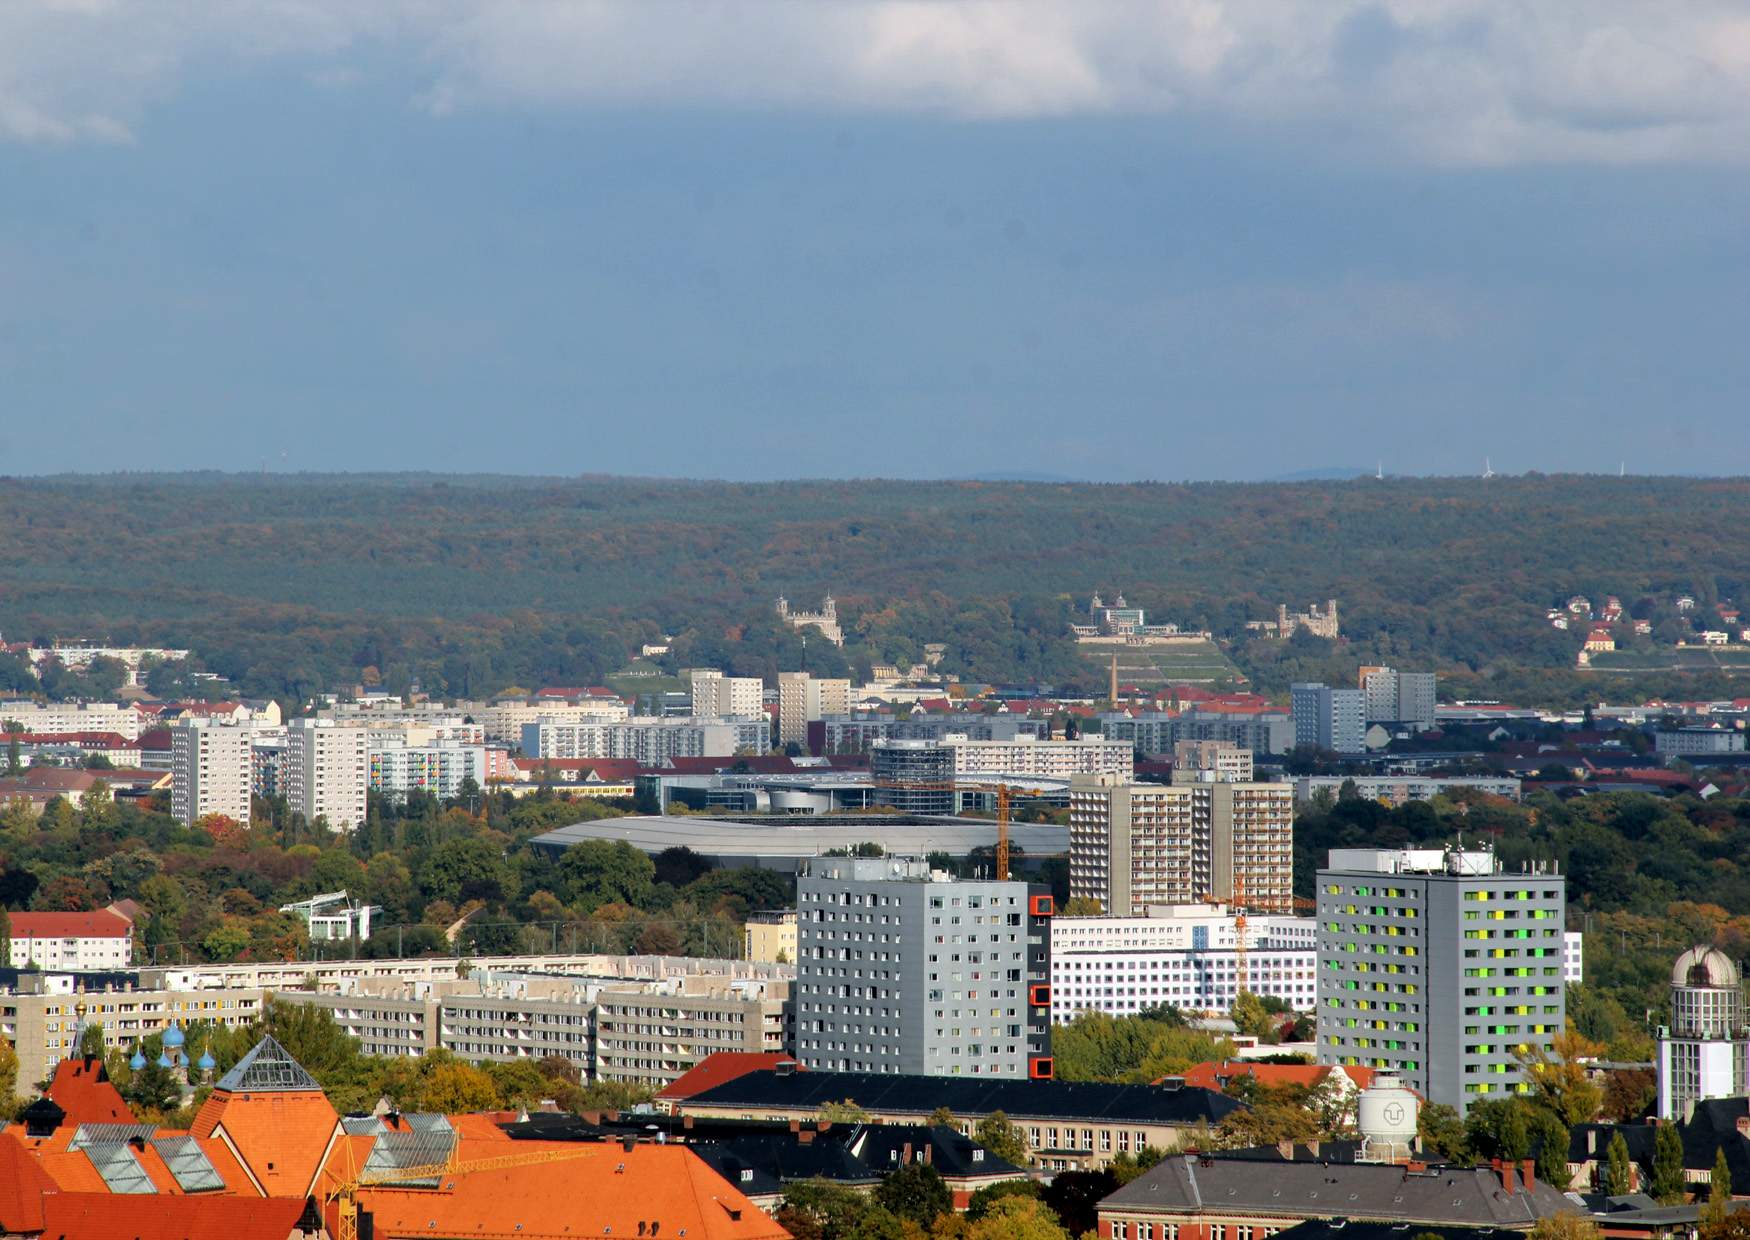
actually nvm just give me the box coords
[1051,906,1317,1020]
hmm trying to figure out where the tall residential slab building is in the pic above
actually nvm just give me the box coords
[1069,775,1294,914]
[1359,667,1438,728]
[284,719,370,830]
[1316,847,1566,1113]
[1291,683,1366,754]
[796,857,1053,1079]
[777,672,852,748]
[688,669,765,719]
[170,719,254,826]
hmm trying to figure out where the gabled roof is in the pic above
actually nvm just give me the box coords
[10,910,131,940]
[46,1056,132,1124]
[212,1035,320,1093]
[657,1053,801,1103]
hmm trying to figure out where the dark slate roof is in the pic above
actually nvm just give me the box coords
[1100,1155,1572,1227]
[850,1125,1027,1180]
[1269,1221,1530,1240]
[683,1070,1242,1126]
[1573,1104,1750,1196]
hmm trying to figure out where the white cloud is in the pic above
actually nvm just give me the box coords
[1,1,1747,164]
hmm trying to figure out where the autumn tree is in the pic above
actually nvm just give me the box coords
[1517,1032,1605,1126]
[973,1111,1031,1167]
[1528,1213,1603,1240]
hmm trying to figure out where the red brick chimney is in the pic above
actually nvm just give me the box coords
[1522,1159,1536,1190]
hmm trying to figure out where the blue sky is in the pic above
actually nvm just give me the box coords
[1,3,1747,481]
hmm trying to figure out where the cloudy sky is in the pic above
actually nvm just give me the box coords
[2,2,1747,480]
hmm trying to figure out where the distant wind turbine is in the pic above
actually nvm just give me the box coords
[1376,461,1384,480]
[1482,458,1496,479]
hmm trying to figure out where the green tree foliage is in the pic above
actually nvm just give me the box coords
[1528,1109,1572,1190]
[1050,1008,1232,1083]
[1418,1103,1470,1165]
[1604,1132,1635,1196]
[1040,1171,1119,1234]
[873,1162,952,1225]
[973,1111,1031,1167]
[966,1179,1041,1220]
[1653,1122,1687,1204]
[964,1196,1070,1240]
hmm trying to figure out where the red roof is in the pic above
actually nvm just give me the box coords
[0,1130,58,1233]
[41,1193,307,1240]
[1178,1060,1381,1093]
[136,727,173,750]
[10,910,131,940]
[657,1052,801,1102]
[45,1056,132,1124]
[510,757,641,781]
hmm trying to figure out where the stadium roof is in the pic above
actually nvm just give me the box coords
[530,814,1068,867]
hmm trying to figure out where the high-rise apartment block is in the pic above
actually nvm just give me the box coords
[1291,683,1366,754]
[688,669,765,719]
[170,719,254,826]
[368,739,488,802]
[1657,947,1749,1121]
[1316,847,1566,1112]
[284,719,370,830]
[1359,667,1438,728]
[795,857,1053,1079]
[1069,775,1293,914]
[777,673,851,748]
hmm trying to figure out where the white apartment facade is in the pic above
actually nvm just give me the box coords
[0,701,141,741]
[950,735,1135,781]
[170,719,254,825]
[8,911,134,971]
[689,670,766,720]
[474,696,631,745]
[284,719,370,830]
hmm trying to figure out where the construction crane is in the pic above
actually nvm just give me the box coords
[323,1140,603,1240]
[871,774,1047,881]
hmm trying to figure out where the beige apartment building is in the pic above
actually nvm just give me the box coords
[170,718,254,825]
[284,718,370,830]
[0,981,266,1093]
[776,673,851,747]
[275,971,790,1086]
[689,670,766,720]
[743,911,797,964]
[1070,775,1294,914]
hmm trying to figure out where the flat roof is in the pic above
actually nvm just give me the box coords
[530,814,1069,866]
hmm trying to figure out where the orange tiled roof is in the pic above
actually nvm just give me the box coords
[9,910,131,940]
[1176,1060,1379,1092]
[41,1191,307,1240]
[192,1087,340,1198]
[0,1129,57,1233]
[329,1141,788,1240]
[45,1057,132,1124]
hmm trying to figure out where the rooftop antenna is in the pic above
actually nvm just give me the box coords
[1482,458,1496,479]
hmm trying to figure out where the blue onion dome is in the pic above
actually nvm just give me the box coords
[197,1052,216,1072]
[162,1024,185,1048]
[129,1050,147,1071]
[156,1052,172,1069]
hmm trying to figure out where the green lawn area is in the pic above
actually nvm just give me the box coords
[1077,639,1246,687]
[604,660,685,696]
[1587,646,1750,673]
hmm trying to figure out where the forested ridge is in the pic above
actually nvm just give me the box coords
[3,472,1748,702]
